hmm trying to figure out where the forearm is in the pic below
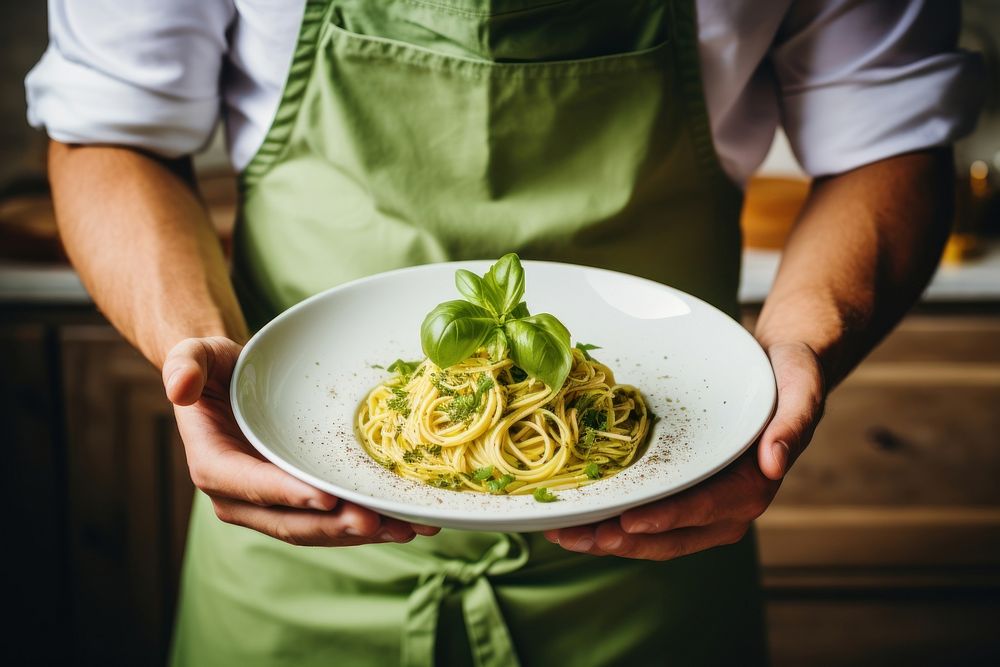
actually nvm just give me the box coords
[755,148,953,388]
[570,150,958,559]
[48,142,248,367]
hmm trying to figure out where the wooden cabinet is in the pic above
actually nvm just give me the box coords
[3,306,999,665]
[1,321,70,665]
[752,312,1000,666]
[1,313,192,665]
[774,315,1000,508]
[60,326,193,665]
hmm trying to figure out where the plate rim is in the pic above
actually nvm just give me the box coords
[230,259,777,529]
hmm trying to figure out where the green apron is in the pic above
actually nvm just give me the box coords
[171,1,766,665]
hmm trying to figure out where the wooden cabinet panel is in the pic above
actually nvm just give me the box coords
[775,375,1000,507]
[0,323,70,665]
[758,506,1000,574]
[61,326,193,665]
[862,315,1000,364]
[767,594,1000,667]
[744,310,1000,661]
[798,317,1000,511]
[741,312,1000,572]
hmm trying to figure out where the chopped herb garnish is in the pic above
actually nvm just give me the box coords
[402,449,423,464]
[425,444,442,456]
[584,462,602,479]
[486,474,514,494]
[472,465,494,481]
[533,487,558,503]
[386,387,411,416]
[572,392,598,414]
[431,372,457,396]
[374,456,396,471]
[429,473,463,490]
[579,407,608,432]
[387,358,422,378]
[574,342,601,361]
[580,428,598,450]
[444,374,494,422]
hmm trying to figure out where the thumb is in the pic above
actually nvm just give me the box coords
[756,342,825,481]
[162,337,240,406]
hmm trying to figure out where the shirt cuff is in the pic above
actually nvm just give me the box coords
[25,47,219,157]
[781,50,985,177]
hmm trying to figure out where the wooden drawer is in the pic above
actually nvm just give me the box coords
[61,326,193,665]
[863,315,1000,364]
[767,594,1000,667]
[776,373,1000,507]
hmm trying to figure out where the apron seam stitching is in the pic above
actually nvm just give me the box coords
[328,22,671,77]
[240,0,331,191]
[672,0,736,189]
[403,0,581,20]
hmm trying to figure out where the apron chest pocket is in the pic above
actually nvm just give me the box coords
[326,0,673,67]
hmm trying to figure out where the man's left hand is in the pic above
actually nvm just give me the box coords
[544,341,825,560]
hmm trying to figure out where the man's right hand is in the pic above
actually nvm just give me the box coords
[162,336,439,546]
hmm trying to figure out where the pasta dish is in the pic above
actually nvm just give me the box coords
[355,254,651,502]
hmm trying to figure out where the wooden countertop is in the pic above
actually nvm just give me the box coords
[739,242,1000,305]
[4,243,1000,305]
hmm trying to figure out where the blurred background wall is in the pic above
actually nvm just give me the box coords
[2,3,999,666]
[0,2,47,189]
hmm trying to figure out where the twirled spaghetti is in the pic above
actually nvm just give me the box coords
[356,347,650,496]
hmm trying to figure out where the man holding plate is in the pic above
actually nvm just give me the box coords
[27,0,981,665]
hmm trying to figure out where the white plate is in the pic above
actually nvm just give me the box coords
[231,260,776,532]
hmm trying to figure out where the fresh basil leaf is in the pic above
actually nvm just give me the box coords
[455,269,495,314]
[521,313,570,346]
[484,253,525,317]
[472,465,494,481]
[533,487,558,503]
[509,301,530,319]
[504,313,572,390]
[574,342,601,361]
[480,274,505,317]
[421,300,498,369]
[485,328,508,361]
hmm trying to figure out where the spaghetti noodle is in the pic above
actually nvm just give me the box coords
[357,347,650,497]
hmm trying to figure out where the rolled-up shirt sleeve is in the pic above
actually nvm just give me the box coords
[772,0,984,177]
[26,0,235,157]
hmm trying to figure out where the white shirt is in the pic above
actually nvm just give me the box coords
[25,0,982,184]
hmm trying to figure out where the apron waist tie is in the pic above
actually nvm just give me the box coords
[402,534,530,667]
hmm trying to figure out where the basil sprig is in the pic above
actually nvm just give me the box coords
[420,254,573,389]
